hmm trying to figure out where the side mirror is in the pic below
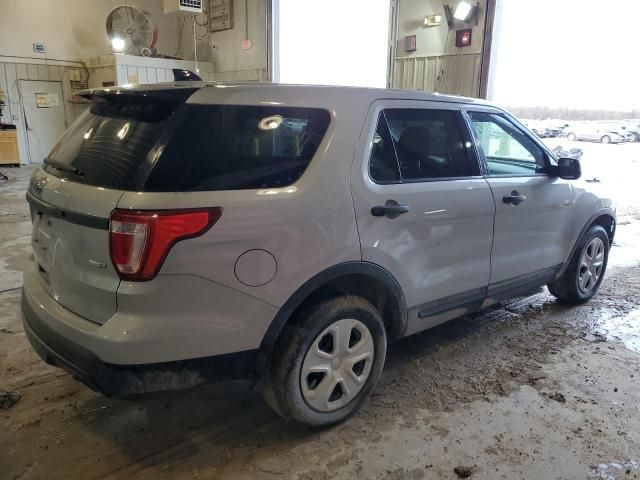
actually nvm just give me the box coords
[548,157,581,180]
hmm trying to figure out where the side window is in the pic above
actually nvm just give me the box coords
[384,108,473,181]
[467,112,546,176]
[369,113,401,184]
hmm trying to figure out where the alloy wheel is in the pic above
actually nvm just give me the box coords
[578,237,605,293]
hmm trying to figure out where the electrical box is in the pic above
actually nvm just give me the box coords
[455,29,472,48]
[163,0,203,15]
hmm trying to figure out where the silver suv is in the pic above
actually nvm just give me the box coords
[22,83,616,426]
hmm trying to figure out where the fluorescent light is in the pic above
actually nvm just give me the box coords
[111,37,125,52]
[453,1,473,21]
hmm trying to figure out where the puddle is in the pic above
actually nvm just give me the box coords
[589,460,639,480]
[609,218,640,269]
[593,309,640,353]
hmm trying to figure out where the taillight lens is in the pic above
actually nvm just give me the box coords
[109,208,222,281]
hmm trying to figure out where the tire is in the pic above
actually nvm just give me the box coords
[548,225,609,305]
[265,296,387,426]
[567,132,577,141]
[601,135,611,144]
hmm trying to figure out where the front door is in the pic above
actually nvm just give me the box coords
[351,101,495,335]
[20,80,66,164]
[465,109,573,298]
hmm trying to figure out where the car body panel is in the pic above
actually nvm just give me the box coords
[23,267,278,364]
[350,100,495,311]
[27,169,123,324]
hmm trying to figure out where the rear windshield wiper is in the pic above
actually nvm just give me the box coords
[44,159,85,177]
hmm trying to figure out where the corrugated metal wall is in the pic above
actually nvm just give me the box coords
[392,53,482,97]
[113,55,216,86]
[0,60,87,164]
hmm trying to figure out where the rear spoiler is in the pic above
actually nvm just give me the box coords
[76,86,200,104]
[172,69,202,81]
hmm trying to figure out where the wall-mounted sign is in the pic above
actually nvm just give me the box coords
[35,93,50,108]
[35,93,59,108]
[33,42,46,54]
[455,28,472,48]
[405,35,417,52]
[210,0,233,32]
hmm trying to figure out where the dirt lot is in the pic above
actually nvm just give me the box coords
[1,141,639,480]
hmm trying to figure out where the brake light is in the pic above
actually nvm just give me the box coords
[109,208,222,281]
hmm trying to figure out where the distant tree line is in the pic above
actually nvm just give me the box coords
[506,106,640,121]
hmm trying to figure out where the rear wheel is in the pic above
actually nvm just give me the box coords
[567,132,577,141]
[265,296,387,426]
[548,225,609,304]
[601,135,611,144]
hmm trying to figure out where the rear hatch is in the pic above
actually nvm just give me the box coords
[27,84,332,324]
[27,86,198,324]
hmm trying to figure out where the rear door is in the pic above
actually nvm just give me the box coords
[464,109,573,298]
[351,100,495,334]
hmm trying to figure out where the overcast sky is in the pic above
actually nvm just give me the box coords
[491,0,640,110]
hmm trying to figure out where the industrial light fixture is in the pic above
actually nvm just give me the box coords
[258,115,283,131]
[423,14,443,27]
[454,1,474,21]
[110,36,126,52]
[444,1,479,28]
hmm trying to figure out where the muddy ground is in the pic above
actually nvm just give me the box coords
[1,142,639,479]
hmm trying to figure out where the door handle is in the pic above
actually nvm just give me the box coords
[503,191,527,206]
[371,200,410,218]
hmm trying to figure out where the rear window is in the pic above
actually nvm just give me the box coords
[45,103,331,192]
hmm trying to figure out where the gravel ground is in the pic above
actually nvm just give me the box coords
[1,141,639,479]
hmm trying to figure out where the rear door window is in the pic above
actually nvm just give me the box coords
[368,108,475,184]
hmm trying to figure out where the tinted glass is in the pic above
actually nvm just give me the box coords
[146,105,330,191]
[468,112,546,176]
[44,103,331,192]
[45,102,177,190]
[383,109,472,181]
[369,113,401,183]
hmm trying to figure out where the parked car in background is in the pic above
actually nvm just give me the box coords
[598,121,640,142]
[22,83,616,426]
[565,123,626,144]
[522,120,563,138]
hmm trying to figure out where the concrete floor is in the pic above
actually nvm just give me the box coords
[1,141,640,479]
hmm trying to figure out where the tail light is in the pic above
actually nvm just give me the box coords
[110,208,222,281]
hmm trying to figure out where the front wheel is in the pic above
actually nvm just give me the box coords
[567,132,577,141]
[265,296,387,426]
[548,225,609,304]
[601,135,611,144]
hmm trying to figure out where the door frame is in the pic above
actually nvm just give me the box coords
[18,79,67,165]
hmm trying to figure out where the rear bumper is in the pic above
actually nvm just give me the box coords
[21,268,276,396]
[23,290,258,397]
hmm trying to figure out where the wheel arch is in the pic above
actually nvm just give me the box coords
[256,262,407,377]
[557,211,616,277]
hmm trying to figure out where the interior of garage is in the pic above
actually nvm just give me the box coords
[1,1,639,478]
